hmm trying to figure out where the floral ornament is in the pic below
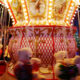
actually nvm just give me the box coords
[53,0,67,20]
[11,0,24,21]
[29,0,46,18]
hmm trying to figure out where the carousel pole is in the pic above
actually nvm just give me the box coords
[78,5,80,37]
[3,28,6,59]
[2,8,7,60]
[1,5,9,60]
[0,5,5,60]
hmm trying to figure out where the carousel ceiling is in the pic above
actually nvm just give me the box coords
[0,0,79,27]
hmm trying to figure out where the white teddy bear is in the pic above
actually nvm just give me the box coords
[14,48,45,80]
[54,51,80,80]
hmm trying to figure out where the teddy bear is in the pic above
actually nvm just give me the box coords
[14,48,45,80]
[54,51,80,80]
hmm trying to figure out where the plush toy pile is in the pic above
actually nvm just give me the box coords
[54,51,80,80]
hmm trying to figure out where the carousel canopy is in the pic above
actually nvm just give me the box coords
[1,0,79,27]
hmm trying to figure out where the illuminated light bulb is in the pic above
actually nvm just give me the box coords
[9,12,12,16]
[67,14,70,17]
[48,16,51,18]
[23,9,26,12]
[25,21,28,23]
[9,0,12,2]
[21,0,24,3]
[66,21,69,23]
[76,8,78,13]
[22,5,25,8]
[8,9,10,12]
[75,11,77,14]
[71,19,73,22]
[69,10,72,13]
[69,13,72,16]
[74,15,76,17]
[12,19,14,21]
[76,8,78,11]
[24,13,27,16]
[49,3,52,6]
[5,4,9,8]
[71,24,73,26]
[73,0,79,3]
[66,17,69,20]
[12,22,15,25]
[11,16,13,18]
[4,0,7,4]
[49,20,51,22]
[49,8,52,10]
[49,12,52,14]
[71,3,74,6]
[25,17,28,19]
[73,0,75,2]
[67,15,69,17]
[49,0,53,1]
[76,0,79,4]
[72,17,74,20]
[24,12,27,15]
[70,7,73,10]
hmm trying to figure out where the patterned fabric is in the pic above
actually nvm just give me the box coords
[8,26,77,66]
[8,35,21,61]
[54,27,76,58]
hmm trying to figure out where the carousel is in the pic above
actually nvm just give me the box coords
[0,0,79,80]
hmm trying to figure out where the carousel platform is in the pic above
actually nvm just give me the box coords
[0,64,79,80]
[0,72,80,80]
[0,69,80,80]
[0,62,56,80]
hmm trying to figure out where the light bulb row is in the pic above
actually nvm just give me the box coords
[65,0,79,26]
[6,0,79,26]
[21,0,29,25]
[48,0,53,23]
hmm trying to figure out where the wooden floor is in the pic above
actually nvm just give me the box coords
[0,65,80,80]
[0,72,16,80]
[0,64,16,80]
[0,71,80,80]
